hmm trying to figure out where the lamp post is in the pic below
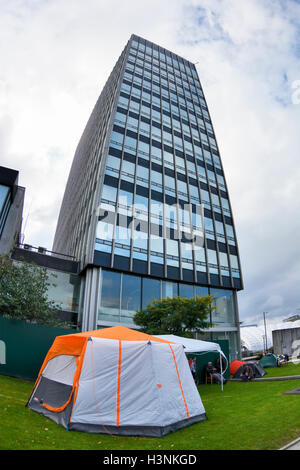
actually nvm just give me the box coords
[263,312,268,353]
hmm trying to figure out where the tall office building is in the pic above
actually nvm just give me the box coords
[53,34,243,359]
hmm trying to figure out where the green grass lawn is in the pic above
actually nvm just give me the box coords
[261,362,300,377]
[0,365,300,451]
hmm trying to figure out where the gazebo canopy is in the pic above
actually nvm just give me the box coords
[154,335,226,357]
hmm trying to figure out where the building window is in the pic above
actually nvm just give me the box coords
[98,270,121,323]
[210,288,236,326]
[46,270,80,313]
[114,225,131,258]
[179,283,194,299]
[150,235,164,264]
[195,285,209,297]
[142,277,161,309]
[121,274,141,324]
[162,280,178,298]
[132,230,148,261]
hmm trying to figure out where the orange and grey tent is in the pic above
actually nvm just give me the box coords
[230,360,246,376]
[27,326,206,437]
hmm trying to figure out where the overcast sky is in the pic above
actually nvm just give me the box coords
[1,0,300,325]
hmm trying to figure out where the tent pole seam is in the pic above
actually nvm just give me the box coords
[169,345,189,420]
[116,340,122,427]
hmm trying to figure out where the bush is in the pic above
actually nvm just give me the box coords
[133,294,215,336]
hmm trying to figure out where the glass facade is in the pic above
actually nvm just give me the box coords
[98,268,238,329]
[93,35,243,358]
[210,288,236,327]
[45,268,81,313]
[53,35,243,359]
[95,35,242,291]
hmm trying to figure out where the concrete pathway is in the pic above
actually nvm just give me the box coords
[280,437,300,450]
[230,375,300,382]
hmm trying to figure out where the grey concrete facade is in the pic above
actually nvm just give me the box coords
[273,327,300,361]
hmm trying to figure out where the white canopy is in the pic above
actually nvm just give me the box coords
[154,334,228,391]
[154,334,225,357]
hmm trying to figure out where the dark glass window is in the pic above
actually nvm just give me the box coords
[210,288,235,326]
[121,274,141,322]
[142,277,161,308]
[179,283,194,299]
[98,270,121,323]
[162,281,178,298]
[195,285,209,297]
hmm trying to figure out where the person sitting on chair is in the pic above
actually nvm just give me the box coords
[206,362,226,385]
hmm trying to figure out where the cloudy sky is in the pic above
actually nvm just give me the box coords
[1,0,300,325]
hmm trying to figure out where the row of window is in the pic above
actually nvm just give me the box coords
[127,49,204,107]
[98,268,237,326]
[111,115,223,177]
[126,59,204,112]
[123,65,209,126]
[111,125,221,173]
[130,38,200,89]
[99,182,235,244]
[95,229,239,277]
[115,101,220,167]
[105,150,230,220]
[115,106,225,178]
[130,44,197,81]
[125,59,208,120]
[95,232,238,275]
[123,61,211,131]
[120,79,214,148]
[107,129,230,218]
[125,48,206,109]
[116,93,219,167]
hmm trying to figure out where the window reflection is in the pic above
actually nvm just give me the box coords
[98,270,121,323]
[121,274,141,323]
[142,277,161,308]
[162,280,178,298]
[97,270,236,328]
[210,288,235,326]
[179,283,194,299]
[46,269,80,313]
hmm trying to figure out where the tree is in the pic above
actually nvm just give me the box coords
[133,294,215,337]
[0,254,70,327]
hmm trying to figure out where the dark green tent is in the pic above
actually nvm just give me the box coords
[259,353,278,368]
